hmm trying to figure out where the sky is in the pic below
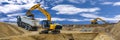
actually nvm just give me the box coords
[0,0,120,24]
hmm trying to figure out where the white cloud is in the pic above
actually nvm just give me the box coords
[68,0,100,5]
[80,13,103,18]
[114,15,120,19]
[113,2,120,6]
[67,19,82,22]
[51,18,66,21]
[101,2,113,5]
[101,18,120,23]
[0,0,37,4]
[36,17,82,22]
[101,2,120,6]
[68,0,86,3]
[7,13,25,17]
[52,5,100,15]
[0,3,39,13]
[52,5,81,15]
[36,17,66,21]
[52,18,82,22]
[0,17,17,22]
[0,4,22,13]
[36,18,66,21]
[9,18,17,22]
[54,0,63,3]
[50,0,63,6]
[21,3,37,9]
[0,18,8,22]
[0,0,49,13]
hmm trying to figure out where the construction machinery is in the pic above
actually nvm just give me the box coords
[91,18,107,24]
[17,4,62,33]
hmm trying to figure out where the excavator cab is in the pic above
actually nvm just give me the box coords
[41,20,51,28]
[91,19,98,24]
[41,20,62,30]
[17,16,22,27]
[40,20,62,34]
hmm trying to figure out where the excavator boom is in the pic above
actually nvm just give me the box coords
[26,4,51,21]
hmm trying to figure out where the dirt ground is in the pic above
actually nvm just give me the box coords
[0,22,119,40]
[0,22,28,38]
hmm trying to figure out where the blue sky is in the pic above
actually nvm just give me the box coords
[0,0,120,24]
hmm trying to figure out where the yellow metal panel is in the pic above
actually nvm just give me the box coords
[50,24,56,30]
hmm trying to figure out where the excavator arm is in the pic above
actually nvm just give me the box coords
[26,4,51,21]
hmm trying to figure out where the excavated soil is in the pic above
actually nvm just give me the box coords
[0,22,120,40]
[7,33,98,40]
[110,22,120,40]
[0,22,28,38]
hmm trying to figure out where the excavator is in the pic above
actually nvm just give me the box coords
[17,4,62,34]
[90,18,107,24]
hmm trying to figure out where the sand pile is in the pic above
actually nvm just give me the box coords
[0,22,28,38]
[1,33,98,40]
[110,22,120,40]
[0,22,116,40]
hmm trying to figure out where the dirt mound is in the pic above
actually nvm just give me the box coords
[1,33,98,40]
[0,22,28,38]
[110,22,120,40]
[0,22,115,40]
[32,33,98,40]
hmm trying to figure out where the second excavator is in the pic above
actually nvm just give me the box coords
[90,18,107,24]
[17,4,62,34]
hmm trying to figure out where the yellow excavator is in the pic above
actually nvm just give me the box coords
[17,4,62,34]
[91,18,107,24]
